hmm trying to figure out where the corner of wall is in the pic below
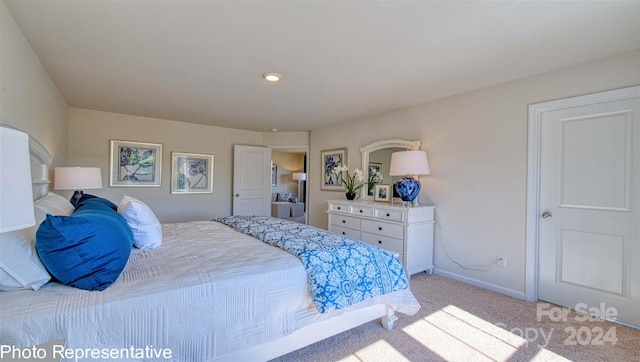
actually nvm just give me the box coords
[1,0,69,167]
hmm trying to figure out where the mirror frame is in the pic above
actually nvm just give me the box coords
[360,139,421,200]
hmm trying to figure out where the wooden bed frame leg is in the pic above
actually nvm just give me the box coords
[381,306,398,330]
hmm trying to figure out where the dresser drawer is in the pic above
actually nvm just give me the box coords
[330,214,361,230]
[328,200,435,276]
[349,205,374,217]
[374,208,405,222]
[361,232,404,254]
[361,219,404,239]
[330,225,361,240]
[329,202,349,213]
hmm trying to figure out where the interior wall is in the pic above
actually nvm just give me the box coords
[67,108,266,222]
[308,49,640,296]
[68,108,309,222]
[264,131,309,147]
[0,0,68,168]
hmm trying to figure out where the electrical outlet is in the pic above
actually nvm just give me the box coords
[496,256,507,268]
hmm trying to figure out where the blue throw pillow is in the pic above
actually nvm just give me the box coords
[36,201,133,291]
[75,194,118,210]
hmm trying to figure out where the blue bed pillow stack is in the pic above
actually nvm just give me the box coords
[36,197,133,291]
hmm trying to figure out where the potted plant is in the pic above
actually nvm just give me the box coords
[332,165,365,200]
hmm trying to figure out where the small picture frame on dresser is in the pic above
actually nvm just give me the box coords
[374,184,391,202]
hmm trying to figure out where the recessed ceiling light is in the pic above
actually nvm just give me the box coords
[262,72,282,82]
[271,128,278,132]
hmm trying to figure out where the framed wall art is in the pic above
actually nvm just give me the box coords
[368,162,382,196]
[171,152,214,194]
[110,140,162,187]
[374,184,391,202]
[271,164,277,187]
[321,148,346,191]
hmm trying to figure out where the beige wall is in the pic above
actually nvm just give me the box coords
[0,0,68,167]
[264,131,309,148]
[68,108,309,223]
[68,108,262,222]
[309,50,640,296]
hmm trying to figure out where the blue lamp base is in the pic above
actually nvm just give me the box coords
[69,190,84,208]
[395,177,421,205]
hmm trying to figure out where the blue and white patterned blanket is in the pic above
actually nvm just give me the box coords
[215,216,410,313]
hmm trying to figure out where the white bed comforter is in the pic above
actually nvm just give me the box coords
[0,221,419,361]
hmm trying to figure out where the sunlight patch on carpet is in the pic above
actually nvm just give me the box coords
[530,348,572,361]
[402,305,527,361]
[336,340,409,362]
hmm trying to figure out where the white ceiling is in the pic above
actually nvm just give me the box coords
[6,1,640,132]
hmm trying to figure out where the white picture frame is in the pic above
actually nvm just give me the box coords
[110,140,162,187]
[321,148,346,191]
[271,164,277,187]
[171,152,214,194]
[374,184,391,202]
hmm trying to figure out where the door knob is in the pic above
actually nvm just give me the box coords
[234,193,240,197]
[541,211,552,219]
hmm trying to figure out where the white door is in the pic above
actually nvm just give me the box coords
[537,87,640,327]
[232,145,272,216]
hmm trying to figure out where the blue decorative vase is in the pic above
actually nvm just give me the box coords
[395,177,421,203]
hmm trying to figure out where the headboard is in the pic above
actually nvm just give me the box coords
[29,135,52,200]
[0,124,52,201]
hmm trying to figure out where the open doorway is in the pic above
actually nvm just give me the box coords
[270,147,308,224]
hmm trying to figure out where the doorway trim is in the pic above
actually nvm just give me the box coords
[525,85,640,302]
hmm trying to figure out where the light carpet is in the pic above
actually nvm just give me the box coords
[271,274,639,362]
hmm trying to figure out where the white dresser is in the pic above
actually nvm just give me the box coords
[327,200,435,275]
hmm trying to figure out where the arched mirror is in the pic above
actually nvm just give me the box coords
[360,139,421,200]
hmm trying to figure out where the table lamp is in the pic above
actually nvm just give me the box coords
[54,167,103,207]
[292,172,306,202]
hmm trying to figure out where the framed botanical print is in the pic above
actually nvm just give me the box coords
[171,152,214,194]
[374,184,391,202]
[368,162,382,196]
[321,148,346,191]
[110,140,162,187]
[271,164,277,187]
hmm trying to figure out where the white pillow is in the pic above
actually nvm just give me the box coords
[34,192,75,216]
[0,227,51,291]
[117,196,162,250]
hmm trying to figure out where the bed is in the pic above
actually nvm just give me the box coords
[0,129,420,361]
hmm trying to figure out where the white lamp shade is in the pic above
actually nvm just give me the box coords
[389,150,431,176]
[0,127,35,232]
[292,172,307,181]
[54,167,103,190]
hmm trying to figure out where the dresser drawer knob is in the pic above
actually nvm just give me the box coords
[342,232,345,235]
[337,207,341,210]
[378,240,382,244]
[359,209,363,213]
[378,227,382,231]
[386,213,390,217]
[342,220,346,223]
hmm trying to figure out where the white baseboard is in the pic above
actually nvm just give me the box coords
[432,268,526,300]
